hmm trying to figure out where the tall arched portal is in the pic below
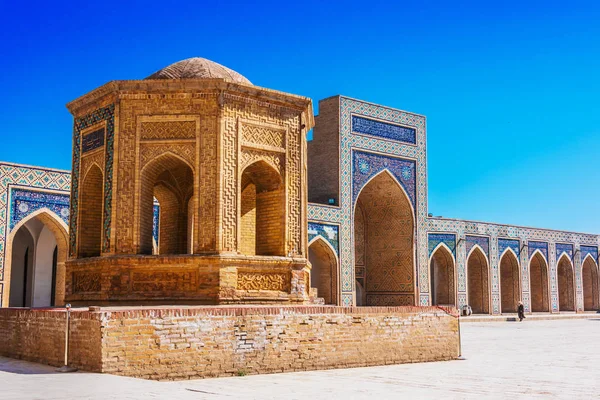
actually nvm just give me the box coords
[7,211,68,307]
[240,160,285,256]
[139,154,194,255]
[557,255,575,311]
[354,171,414,306]
[430,245,455,306]
[500,250,520,313]
[529,252,550,312]
[467,247,490,314]
[308,238,339,305]
[79,164,103,257]
[582,256,599,311]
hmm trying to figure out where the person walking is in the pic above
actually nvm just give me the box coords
[517,301,526,322]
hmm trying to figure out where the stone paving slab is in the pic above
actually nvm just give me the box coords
[1,318,600,399]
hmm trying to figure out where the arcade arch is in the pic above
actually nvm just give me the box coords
[557,254,575,311]
[529,251,550,312]
[499,249,520,313]
[467,246,490,314]
[429,244,456,306]
[582,255,599,311]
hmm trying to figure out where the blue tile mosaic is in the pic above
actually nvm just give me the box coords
[528,241,548,260]
[498,238,520,258]
[308,222,339,255]
[428,233,456,256]
[352,151,416,210]
[352,115,416,144]
[82,128,105,153]
[581,245,598,262]
[9,188,70,230]
[466,235,489,258]
[555,243,573,261]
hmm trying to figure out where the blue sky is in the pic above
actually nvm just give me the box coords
[1,1,599,233]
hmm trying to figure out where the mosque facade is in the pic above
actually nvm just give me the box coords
[0,58,598,315]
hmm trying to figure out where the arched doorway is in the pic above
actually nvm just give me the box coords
[353,171,415,306]
[499,249,520,313]
[529,251,550,312]
[139,153,194,255]
[5,210,68,307]
[308,237,339,305]
[240,160,285,256]
[430,244,456,306]
[557,254,575,311]
[79,164,103,257]
[467,247,490,314]
[582,255,599,311]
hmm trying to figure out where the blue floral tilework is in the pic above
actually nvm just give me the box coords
[580,245,598,262]
[153,203,160,245]
[498,238,520,257]
[528,241,548,260]
[555,243,573,261]
[308,222,339,254]
[352,151,416,209]
[351,115,416,144]
[466,235,489,258]
[10,188,69,230]
[428,233,456,256]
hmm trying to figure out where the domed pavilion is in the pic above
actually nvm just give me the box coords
[64,57,314,305]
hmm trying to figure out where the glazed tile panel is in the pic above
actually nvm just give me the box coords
[10,188,70,229]
[308,222,340,255]
[428,233,456,256]
[351,115,416,144]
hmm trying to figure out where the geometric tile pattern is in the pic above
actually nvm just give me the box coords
[529,241,549,261]
[0,162,71,306]
[308,222,339,255]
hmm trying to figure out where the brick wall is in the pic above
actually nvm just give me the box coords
[0,309,103,371]
[0,305,459,380]
[530,253,549,312]
[308,96,340,205]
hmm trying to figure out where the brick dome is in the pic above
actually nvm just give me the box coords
[146,57,251,84]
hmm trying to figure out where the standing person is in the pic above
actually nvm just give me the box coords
[517,301,525,322]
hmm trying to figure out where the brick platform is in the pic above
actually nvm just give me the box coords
[0,305,459,380]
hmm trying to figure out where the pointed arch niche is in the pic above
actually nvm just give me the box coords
[529,250,550,312]
[557,254,575,311]
[308,237,339,305]
[499,249,520,313]
[353,170,415,307]
[582,255,599,311]
[467,246,490,314]
[429,244,456,306]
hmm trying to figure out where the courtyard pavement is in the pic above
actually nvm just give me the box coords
[1,318,599,399]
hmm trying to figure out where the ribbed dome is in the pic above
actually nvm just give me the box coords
[146,57,251,84]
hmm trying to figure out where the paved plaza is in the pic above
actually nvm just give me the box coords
[1,318,599,399]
